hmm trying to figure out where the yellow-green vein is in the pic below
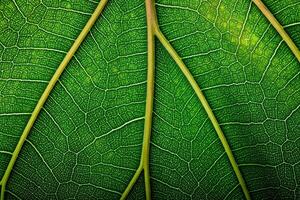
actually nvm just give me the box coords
[153,12,252,200]
[121,0,251,199]
[0,1,109,199]
[252,0,300,62]
[120,0,157,199]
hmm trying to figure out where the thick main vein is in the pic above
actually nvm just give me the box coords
[252,0,300,62]
[0,0,109,199]
[120,1,156,200]
[154,11,252,200]
[121,0,252,199]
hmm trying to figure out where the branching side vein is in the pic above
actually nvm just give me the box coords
[121,0,251,200]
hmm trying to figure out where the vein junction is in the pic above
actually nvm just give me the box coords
[0,0,109,199]
[121,0,251,200]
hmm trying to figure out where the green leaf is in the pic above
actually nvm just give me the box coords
[0,0,299,199]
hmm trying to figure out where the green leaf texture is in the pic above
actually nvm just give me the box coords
[0,0,299,199]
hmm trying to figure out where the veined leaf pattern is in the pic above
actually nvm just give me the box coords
[0,0,299,199]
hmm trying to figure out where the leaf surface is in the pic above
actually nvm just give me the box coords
[0,0,299,199]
